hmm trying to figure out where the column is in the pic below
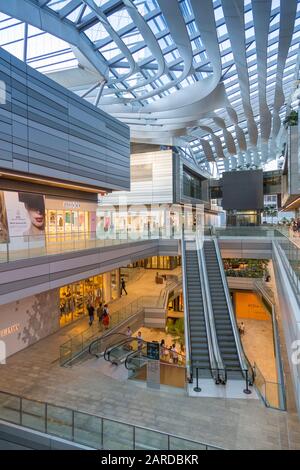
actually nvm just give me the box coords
[103,272,112,303]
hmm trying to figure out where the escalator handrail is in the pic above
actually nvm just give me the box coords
[197,232,225,382]
[181,229,192,380]
[104,337,148,362]
[212,236,248,376]
[89,332,128,357]
[125,346,148,370]
[125,345,186,371]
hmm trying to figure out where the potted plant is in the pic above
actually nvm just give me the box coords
[283,110,298,128]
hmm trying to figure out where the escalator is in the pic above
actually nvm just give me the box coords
[183,240,211,376]
[89,332,128,358]
[104,337,146,366]
[203,239,244,377]
[125,344,148,374]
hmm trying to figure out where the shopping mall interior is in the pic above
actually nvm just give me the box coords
[0,0,300,452]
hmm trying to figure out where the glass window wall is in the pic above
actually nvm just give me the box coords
[59,271,119,327]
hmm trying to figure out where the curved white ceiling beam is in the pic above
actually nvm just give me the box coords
[222,0,258,147]
[252,0,272,151]
[140,0,222,112]
[98,82,227,122]
[81,0,138,83]
[119,0,166,91]
[213,117,237,155]
[200,139,216,162]
[199,126,226,159]
[0,0,109,79]
[122,0,194,104]
[190,0,222,94]
[3,0,298,173]
[226,106,248,152]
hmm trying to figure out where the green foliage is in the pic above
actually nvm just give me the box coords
[284,110,298,127]
[166,318,185,349]
[223,258,269,279]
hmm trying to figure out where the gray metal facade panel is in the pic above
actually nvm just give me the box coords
[0,239,180,304]
[0,47,130,191]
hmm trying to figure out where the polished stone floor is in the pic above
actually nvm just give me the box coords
[239,319,277,383]
[0,269,300,449]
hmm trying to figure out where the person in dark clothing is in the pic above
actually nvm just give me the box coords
[121,277,128,296]
[96,302,103,323]
[87,303,95,326]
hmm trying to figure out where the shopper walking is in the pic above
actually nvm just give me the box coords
[239,322,245,336]
[96,302,103,323]
[102,304,110,330]
[121,277,128,296]
[137,331,143,353]
[124,326,133,351]
[87,302,95,326]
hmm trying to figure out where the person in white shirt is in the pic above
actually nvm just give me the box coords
[171,344,178,364]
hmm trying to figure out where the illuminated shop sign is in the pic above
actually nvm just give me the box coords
[0,323,21,338]
[63,201,81,209]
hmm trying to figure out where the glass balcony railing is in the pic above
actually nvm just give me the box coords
[276,236,300,294]
[60,296,163,366]
[0,390,222,450]
[0,229,184,264]
[253,362,283,410]
[214,226,286,238]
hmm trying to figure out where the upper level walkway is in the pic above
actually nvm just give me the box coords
[0,226,290,265]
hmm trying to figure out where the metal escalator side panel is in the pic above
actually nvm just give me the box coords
[210,238,248,376]
[197,236,225,381]
[184,237,218,380]
[104,338,139,364]
[181,237,193,380]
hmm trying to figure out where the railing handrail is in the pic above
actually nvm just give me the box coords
[60,296,147,352]
[89,332,128,356]
[181,228,192,381]
[104,336,149,362]
[0,389,223,450]
[125,344,186,367]
[196,232,224,382]
[274,237,300,298]
[212,236,249,377]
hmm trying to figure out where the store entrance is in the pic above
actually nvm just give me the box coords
[46,209,91,238]
[59,269,120,327]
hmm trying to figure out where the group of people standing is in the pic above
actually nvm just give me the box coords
[86,277,129,328]
[87,302,110,329]
[160,339,179,364]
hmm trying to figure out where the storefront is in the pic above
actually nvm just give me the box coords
[0,190,98,253]
[59,269,120,327]
[45,198,97,236]
[167,292,184,317]
[129,256,181,271]
[96,204,185,238]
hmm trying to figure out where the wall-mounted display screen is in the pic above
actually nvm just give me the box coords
[222,170,264,210]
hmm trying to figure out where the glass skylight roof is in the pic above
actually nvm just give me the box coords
[0,0,299,175]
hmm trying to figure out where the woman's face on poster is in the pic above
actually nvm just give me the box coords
[26,206,45,230]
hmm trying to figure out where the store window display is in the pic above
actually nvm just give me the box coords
[59,271,119,327]
[45,198,97,238]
